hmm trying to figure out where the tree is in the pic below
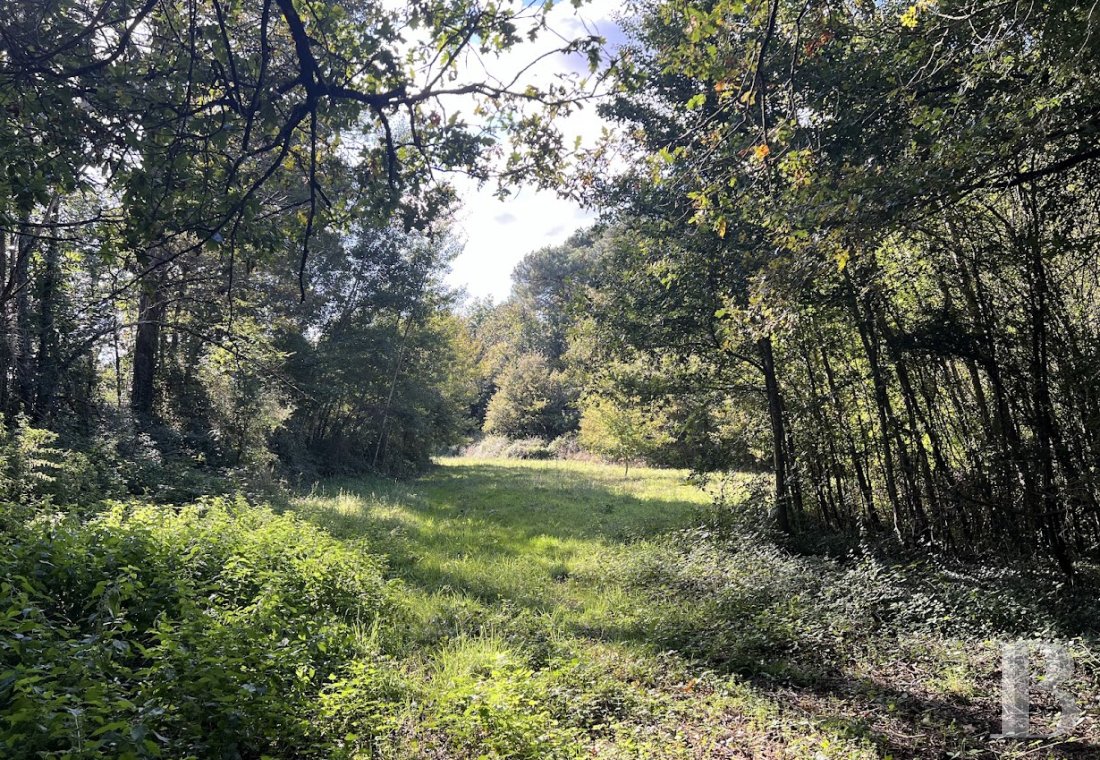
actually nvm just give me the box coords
[581,0,1100,568]
[482,353,573,439]
[274,225,477,475]
[579,395,672,476]
[0,0,609,448]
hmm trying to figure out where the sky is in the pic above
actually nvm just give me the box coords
[441,0,626,303]
[446,184,598,303]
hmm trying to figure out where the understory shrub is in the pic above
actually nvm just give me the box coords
[413,638,584,759]
[629,514,1100,678]
[547,433,589,460]
[0,497,400,759]
[502,438,553,460]
[463,435,552,460]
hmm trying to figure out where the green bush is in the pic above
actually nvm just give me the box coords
[482,354,575,440]
[503,438,553,460]
[546,432,586,460]
[626,516,1100,681]
[0,418,130,509]
[418,639,583,759]
[0,496,400,759]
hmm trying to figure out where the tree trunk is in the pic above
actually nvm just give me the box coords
[759,335,793,534]
[13,217,36,415]
[1022,194,1075,581]
[845,273,907,542]
[0,232,10,415]
[34,201,62,419]
[131,265,167,421]
[820,345,880,531]
[372,315,414,470]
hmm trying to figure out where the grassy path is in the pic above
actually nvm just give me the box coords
[296,458,708,643]
[289,458,1092,759]
[289,458,886,759]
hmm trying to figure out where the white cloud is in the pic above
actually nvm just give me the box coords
[448,182,597,302]
[439,0,624,302]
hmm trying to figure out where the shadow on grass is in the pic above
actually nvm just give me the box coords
[772,672,1100,759]
[291,460,1100,760]
[291,460,704,613]
[297,460,700,549]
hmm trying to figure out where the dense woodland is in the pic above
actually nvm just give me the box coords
[1,0,1099,756]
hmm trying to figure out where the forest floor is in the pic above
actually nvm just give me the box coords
[291,458,1099,759]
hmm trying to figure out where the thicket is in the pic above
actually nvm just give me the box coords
[0,0,596,483]
[0,492,398,758]
[573,0,1100,575]
[461,0,1100,578]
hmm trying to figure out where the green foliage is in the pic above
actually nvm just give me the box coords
[0,496,397,758]
[483,353,575,440]
[0,419,67,505]
[546,432,585,460]
[576,0,1100,561]
[464,230,600,437]
[0,418,132,510]
[566,226,775,474]
[578,395,673,474]
[464,435,554,460]
[418,639,583,758]
[0,0,603,492]
[291,459,1100,758]
[5,455,1094,759]
[274,228,479,477]
[197,343,293,469]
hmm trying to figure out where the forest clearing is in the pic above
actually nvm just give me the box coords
[3,0,1100,756]
[12,457,1087,758]
[286,458,1100,759]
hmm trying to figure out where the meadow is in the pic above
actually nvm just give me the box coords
[290,458,1099,759]
[3,457,1096,758]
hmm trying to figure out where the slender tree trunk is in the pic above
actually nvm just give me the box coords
[131,262,167,421]
[845,274,908,541]
[880,312,941,543]
[13,217,36,415]
[802,342,849,530]
[759,335,793,533]
[948,239,1030,544]
[372,315,413,469]
[34,201,62,419]
[0,232,10,415]
[820,346,880,531]
[1022,198,1075,581]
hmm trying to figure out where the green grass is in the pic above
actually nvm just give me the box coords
[291,458,887,759]
[290,458,1099,759]
[295,457,708,640]
[5,457,1092,757]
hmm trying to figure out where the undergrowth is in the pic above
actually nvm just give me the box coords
[2,458,1096,758]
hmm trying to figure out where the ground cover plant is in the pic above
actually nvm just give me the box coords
[3,457,1097,758]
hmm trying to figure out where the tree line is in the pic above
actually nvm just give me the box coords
[466,0,1100,577]
[2,0,1099,576]
[0,0,599,478]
